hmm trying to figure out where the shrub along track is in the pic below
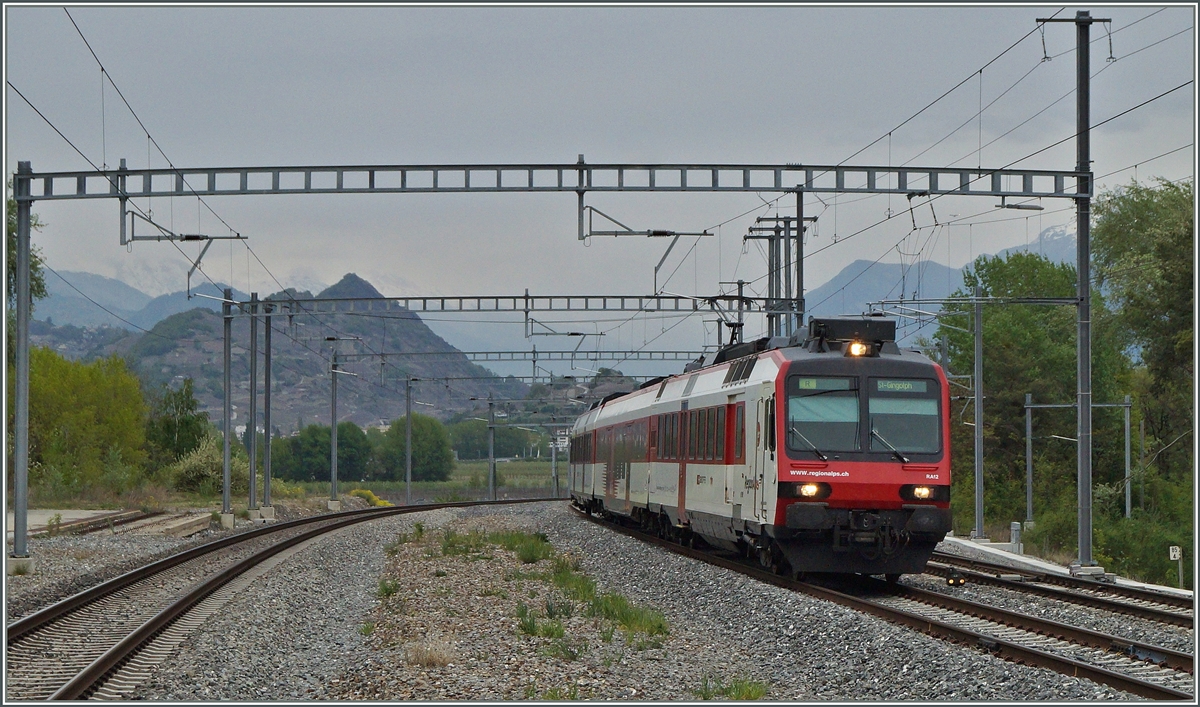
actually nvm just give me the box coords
[5,499,543,701]
[574,506,1194,701]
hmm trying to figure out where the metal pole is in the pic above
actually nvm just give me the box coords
[974,285,984,538]
[796,192,805,328]
[736,279,745,344]
[1076,10,1095,566]
[222,288,232,515]
[770,226,780,337]
[1139,418,1145,510]
[330,350,338,503]
[783,220,792,337]
[1026,393,1034,523]
[248,293,258,511]
[12,162,32,560]
[1124,394,1131,519]
[551,438,558,498]
[406,377,413,505]
[263,304,272,508]
[488,397,496,501]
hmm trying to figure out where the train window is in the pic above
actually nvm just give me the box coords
[698,409,708,460]
[786,376,861,453]
[689,412,698,460]
[706,408,716,460]
[868,378,940,454]
[766,397,776,452]
[716,407,726,461]
[735,404,745,460]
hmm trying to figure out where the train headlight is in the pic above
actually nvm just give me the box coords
[899,484,949,502]
[781,482,831,500]
[799,483,822,497]
[912,486,933,500]
[847,341,869,357]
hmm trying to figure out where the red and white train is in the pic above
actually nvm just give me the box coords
[569,316,952,578]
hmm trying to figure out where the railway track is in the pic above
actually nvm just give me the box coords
[928,552,1194,629]
[574,507,1194,701]
[5,499,543,701]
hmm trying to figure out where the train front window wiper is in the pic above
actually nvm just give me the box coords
[871,428,909,464]
[788,426,828,461]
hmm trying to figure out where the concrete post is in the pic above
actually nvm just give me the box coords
[1025,393,1033,523]
[1074,10,1095,567]
[973,285,985,539]
[488,397,496,501]
[406,376,413,505]
[1124,395,1131,519]
[329,350,340,511]
[551,437,558,498]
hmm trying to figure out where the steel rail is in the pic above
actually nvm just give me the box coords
[571,507,1193,701]
[25,498,552,700]
[26,510,163,538]
[931,551,1195,610]
[840,575,1193,673]
[924,560,1193,629]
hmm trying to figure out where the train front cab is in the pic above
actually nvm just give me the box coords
[767,344,953,576]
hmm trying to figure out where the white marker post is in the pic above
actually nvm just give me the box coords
[1169,545,1183,589]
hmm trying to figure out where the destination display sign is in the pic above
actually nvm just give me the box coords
[876,379,928,393]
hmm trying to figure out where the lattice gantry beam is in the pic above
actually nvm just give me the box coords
[261,294,772,314]
[334,350,704,363]
[17,162,1089,201]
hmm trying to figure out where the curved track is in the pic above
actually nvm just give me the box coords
[5,499,543,701]
[573,506,1194,701]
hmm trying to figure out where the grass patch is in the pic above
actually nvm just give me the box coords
[358,622,375,636]
[515,602,565,638]
[550,556,596,602]
[587,593,668,637]
[481,586,508,599]
[441,528,488,557]
[692,676,769,701]
[434,569,447,577]
[488,530,553,564]
[540,637,585,661]
[544,596,574,620]
[540,685,581,700]
[377,578,400,598]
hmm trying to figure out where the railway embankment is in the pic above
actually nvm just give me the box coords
[7,500,1185,700]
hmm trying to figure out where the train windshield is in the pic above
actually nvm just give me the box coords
[868,378,940,454]
[786,376,860,453]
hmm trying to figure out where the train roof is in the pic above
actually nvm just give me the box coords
[576,316,939,424]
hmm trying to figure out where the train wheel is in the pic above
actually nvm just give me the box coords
[885,573,901,584]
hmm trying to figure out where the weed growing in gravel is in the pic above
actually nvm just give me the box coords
[550,556,596,602]
[441,528,488,557]
[358,622,375,636]
[10,563,29,576]
[405,639,455,667]
[540,637,585,661]
[692,676,768,701]
[489,530,554,563]
[599,623,615,643]
[481,586,508,599]
[46,513,63,536]
[515,603,565,638]
[377,578,400,598]
[540,685,580,700]
[434,569,448,577]
[587,593,668,637]
[412,522,425,539]
[544,596,574,620]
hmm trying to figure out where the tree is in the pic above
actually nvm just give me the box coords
[6,189,48,368]
[380,413,453,481]
[1092,179,1194,481]
[145,378,210,468]
[15,347,148,492]
[269,421,371,483]
[448,418,533,459]
[935,252,1129,534]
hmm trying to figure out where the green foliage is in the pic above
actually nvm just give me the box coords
[18,347,149,494]
[5,187,48,364]
[447,418,536,460]
[440,528,488,557]
[358,622,375,636]
[145,378,209,469]
[128,309,212,359]
[936,252,1129,531]
[540,637,584,661]
[167,432,249,494]
[349,487,392,506]
[1093,179,1193,483]
[380,413,454,481]
[271,421,372,482]
[514,602,564,638]
[377,578,400,598]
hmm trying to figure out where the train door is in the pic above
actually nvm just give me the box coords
[752,383,775,521]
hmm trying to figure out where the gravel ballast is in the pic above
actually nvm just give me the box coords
[95,501,1162,700]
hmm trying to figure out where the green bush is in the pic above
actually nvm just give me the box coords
[168,433,249,494]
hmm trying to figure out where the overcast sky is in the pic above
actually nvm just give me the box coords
[4,4,1194,372]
